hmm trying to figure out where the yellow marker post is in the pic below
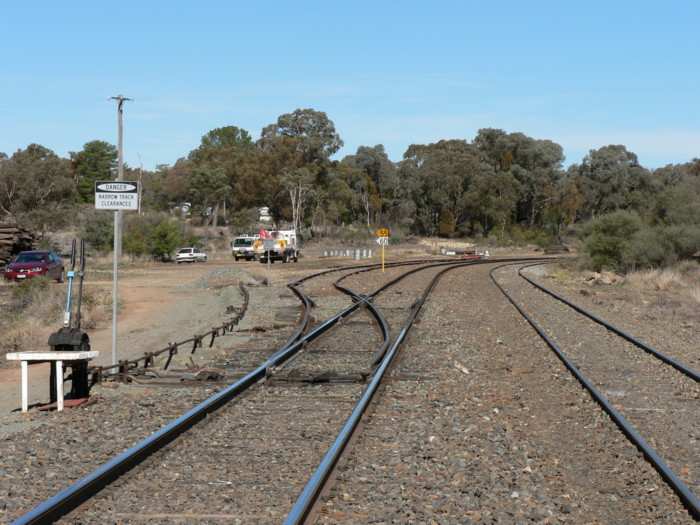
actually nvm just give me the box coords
[376,228,389,273]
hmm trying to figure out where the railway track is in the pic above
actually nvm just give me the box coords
[12,259,478,524]
[491,262,700,520]
[316,261,695,523]
[5,258,698,523]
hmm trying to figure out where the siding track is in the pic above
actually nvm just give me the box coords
[492,263,700,520]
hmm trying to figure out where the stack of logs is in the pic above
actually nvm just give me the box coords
[0,224,36,268]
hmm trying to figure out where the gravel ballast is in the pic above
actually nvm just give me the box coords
[1,258,697,523]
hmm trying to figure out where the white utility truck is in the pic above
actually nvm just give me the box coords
[232,234,259,261]
[254,229,299,263]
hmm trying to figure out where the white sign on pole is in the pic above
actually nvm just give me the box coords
[376,237,389,245]
[94,181,139,211]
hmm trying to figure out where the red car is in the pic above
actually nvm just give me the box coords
[3,250,65,283]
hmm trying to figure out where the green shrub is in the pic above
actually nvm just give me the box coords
[123,216,151,259]
[148,220,182,261]
[124,229,148,259]
[580,210,700,271]
[628,227,677,268]
[663,224,700,259]
[182,234,202,248]
[534,232,550,248]
[82,213,114,252]
[579,211,643,271]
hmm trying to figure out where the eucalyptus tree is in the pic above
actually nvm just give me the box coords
[323,162,358,226]
[0,144,77,234]
[512,134,564,223]
[465,170,523,237]
[340,155,381,227]
[188,126,255,226]
[280,167,316,233]
[571,145,658,220]
[162,158,194,210]
[259,108,343,165]
[189,165,232,226]
[474,129,565,227]
[473,128,509,172]
[258,109,343,228]
[650,159,700,228]
[70,140,118,203]
[352,145,399,220]
[551,174,584,232]
[138,164,172,212]
[401,140,483,236]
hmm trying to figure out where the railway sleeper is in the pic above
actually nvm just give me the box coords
[269,370,366,384]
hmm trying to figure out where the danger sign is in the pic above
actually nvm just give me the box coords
[94,181,139,211]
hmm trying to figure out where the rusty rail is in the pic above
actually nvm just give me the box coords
[88,282,249,383]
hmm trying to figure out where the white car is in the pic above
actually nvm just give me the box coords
[175,247,207,263]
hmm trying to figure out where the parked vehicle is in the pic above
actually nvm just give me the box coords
[3,250,65,282]
[255,229,299,263]
[232,234,259,261]
[175,247,208,263]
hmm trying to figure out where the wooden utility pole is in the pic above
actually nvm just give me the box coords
[110,94,133,257]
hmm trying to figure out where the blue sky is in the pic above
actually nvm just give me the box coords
[2,1,699,171]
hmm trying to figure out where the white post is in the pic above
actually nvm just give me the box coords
[21,361,28,413]
[56,361,64,412]
[112,210,119,368]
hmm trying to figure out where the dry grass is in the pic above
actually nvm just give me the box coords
[2,318,49,354]
[623,263,700,317]
[625,263,699,297]
[0,279,113,355]
[540,259,698,324]
[686,284,700,305]
[0,278,65,354]
[544,266,573,281]
[625,268,685,292]
[78,287,114,329]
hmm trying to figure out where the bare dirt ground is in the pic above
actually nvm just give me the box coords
[0,260,256,411]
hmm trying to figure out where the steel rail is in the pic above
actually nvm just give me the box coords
[518,262,700,383]
[285,261,476,524]
[12,292,364,525]
[271,283,313,356]
[13,260,441,524]
[14,257,539,524]
[333,258,474,368]
[332,281,391,369]
[341,258,556,370]
[490,263,700,521]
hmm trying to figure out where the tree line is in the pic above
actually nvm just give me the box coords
[1,108,698,270]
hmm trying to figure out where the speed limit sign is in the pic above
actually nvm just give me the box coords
[376,237,389,246]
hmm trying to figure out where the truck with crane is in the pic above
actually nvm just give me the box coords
[254,229,299,263]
